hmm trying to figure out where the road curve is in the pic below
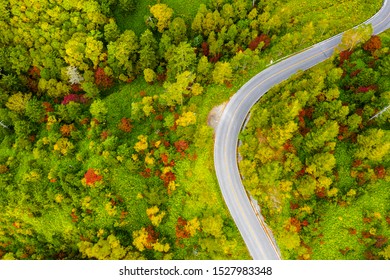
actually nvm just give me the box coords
[214,0,390,260]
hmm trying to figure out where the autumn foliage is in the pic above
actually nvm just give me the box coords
[42,102,54,113]
[175,217,190,239]
[174,140,189,155]
[339,50,353,66]
[363,35,382,54]
[27,66,40,92]
[248,34,271,51]
[201,42,209,56]
[62,94,88,105]
[84,168,103,186]
[160,171,176,186]
[145,226,158,249]
[60,124,76,137]
[209,53,222,63]
[94,67,114,89]
[118,118,133,133]
[100,130,109,140]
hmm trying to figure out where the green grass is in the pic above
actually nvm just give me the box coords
[312,180,390,259]
[114,0,153,35]
[114,0,208,36]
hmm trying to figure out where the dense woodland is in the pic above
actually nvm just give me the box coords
[0,0,385,259]
[240,29,390,259]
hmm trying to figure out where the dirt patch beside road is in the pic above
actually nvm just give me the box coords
[207,102,227,133]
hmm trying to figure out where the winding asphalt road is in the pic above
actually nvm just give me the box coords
[214,0,390,260]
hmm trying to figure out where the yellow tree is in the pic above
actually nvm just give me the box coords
[85,36,105,69]
[212,62,232,85]
[6,92,31,114]
[134,135,148,152]
[64,33,89,71]
[143,68,156,84]
[201,215,224,238]
[338,24,373,51]
[78,234,127,260]
[132,227,149,252]
[176,111,197,127]
[146,206,166,227]
[150,4,173,33]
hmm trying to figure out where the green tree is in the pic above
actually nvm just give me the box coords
[221,3,235,22]
[104,18,120,43]
[378,55,390,76]
[201,215,224,238]
[196,56,212,83]
[81,81,100,99]
[306,153,336,178]
[191,4,207,34]
[8,45,32,75]
[25,98,45,123]
[380,245,390,260]
[107,30,139,79]
[168,17,187,45]
[138,46,158,71]
[90,99,108,122]
[233,0,250,20]
[38,79,70,98]
[162,71,195,106]
[305,120,339,152]
[56,103,82,124]
[64,33,89,72]
[138,29,158,71]
[166,42,196,80]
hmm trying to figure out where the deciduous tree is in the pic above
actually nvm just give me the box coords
[212,62,232,85]
[149,4,173,33]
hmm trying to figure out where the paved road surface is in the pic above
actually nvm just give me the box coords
[214,0,390,260]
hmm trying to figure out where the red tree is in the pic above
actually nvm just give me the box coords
[209,53,222,63]
[161,153,169,165]
[118,118,133,133]
[248,34,271,51]
[145,225,158,249]
[174,140,189,154]
[339,50,353,66]
[84,168,103,186]
[94,67,114,89]
[363,35,382,53]
[100,130,109,140]
[374,166,386,179]
[62,94,88,105]
[175,217,190,239]
[201,42,209,56]
[160,171,176,186]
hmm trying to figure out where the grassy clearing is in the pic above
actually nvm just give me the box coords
[114,0,208,35]
[114,0,154,35]
[313,180,390,259]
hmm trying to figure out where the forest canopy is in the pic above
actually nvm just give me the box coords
[0,0,385,259]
